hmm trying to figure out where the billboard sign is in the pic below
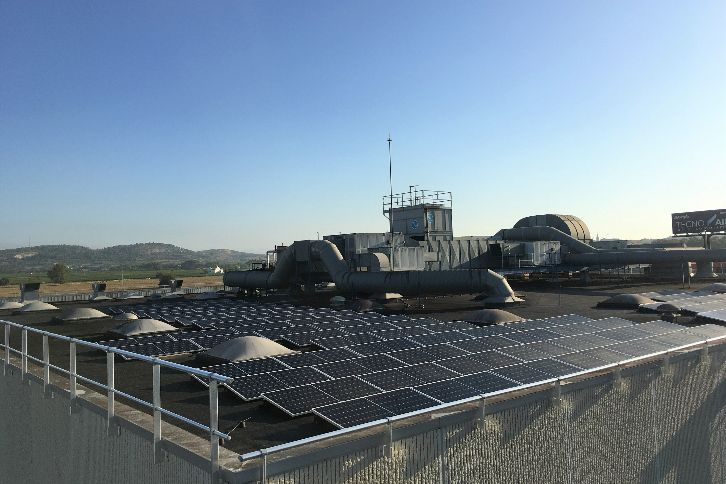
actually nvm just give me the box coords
[671,209,726,235]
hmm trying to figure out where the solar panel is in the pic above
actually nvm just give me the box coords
[491,363,552,385]
[650,331,704,347]
[407,331,472,346]
[273,352,328,368]
[554,352,607,370]
[436,356,489,375]
[555,333,618,351]
[473,350,522,370]
[499,344,553,363]
[225,374,287,400]
[121,342,162,357]
[530,358,581,377]
[577,347,632,365]
[360,368,420,391]
[203,362,247,379]
[367,388,440,415]
[456,371,520,394]
[398,363,459,384]
[349,339,421,355]
[314,335,356,349]
[630,321,682,336]
[584,317,634,331]
[313,347,361,362]
[263,385,338,417]
[315,377,380,400]
[151,340,203,356]
[685,324,726,340]
[546,323,597,337]
[502,329,560,344]
[235,358,290,375]
[388,344,463,365]
[314,398,392,428]
[273,367,330,387]
[313,359,370,379]
[355,354,407,372]
[414,379,481,403]
[526,341,573,358]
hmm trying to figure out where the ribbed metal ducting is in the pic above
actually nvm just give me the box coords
[224,240,520,302]
[513,214,592,242]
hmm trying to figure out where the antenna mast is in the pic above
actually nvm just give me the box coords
[388,134,395,272]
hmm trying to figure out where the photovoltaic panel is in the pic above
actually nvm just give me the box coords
[202,362,247,379]
[407,331,472,346]
[448,338,492,354]
[685,324,726,340]
[272,367,330,387]
[606,341,666,358]
[628,321,682,336]
[273,352,328,368]
[151,340,203,356]
[546,323,597,337]
[578,347,634,365]
[491,363,553,385]
[650,331,704,347]
[314,335,356,349]
[314,377,380,400]
[360,368,420,391]
[535,314,595,326]
[225,374,287,400]
[367,388,440,415]
[374,326,433,339]
[698,309,726,324]
[355,354,410,372]
[584,317,634,331]
[314,398,392,428]
[457,371,520,394]
[555,352,607,370]
[389,344,463,365]
[502,329,561,344]
[262,385,338,417]
[349,339,421,356]
[555,333,618,351]
[436,356,489,375]
[235,358,290,375]
[499,344,553,363]
[530,358,581,377]
[120,343,162,358]
[414,379,481,403]
[398,363,459,384]
[526,341,578,358]
[313,359,370,379]
[313,347,361,362]
[337,332,384,345]
[473,350,522,370]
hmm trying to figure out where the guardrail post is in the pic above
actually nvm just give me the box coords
[552,379,562,405]
[477,396,487,429]
[153,363,162,463]
[107,352,115,430]
[3,324,9,375]
[384,418,393,458]
[42,335,50,390]
[69,341,77,412]
[209,379,219,482]
[261,451,268,484]
[21,328,28,381]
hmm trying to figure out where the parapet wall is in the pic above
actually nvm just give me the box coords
[0,364,212,484]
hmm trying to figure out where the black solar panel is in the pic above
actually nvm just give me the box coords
[313,359,370,379]
[360,368,419,391]
[584,317,633,331]
[472,350,522,370]
[151,340,203,356]
[546,323,596,337]
[503,329,560,344]
[367,388,440,416]
[273,367,329,387]
[407,331,472,346]
[313,347,361,362]
[491,363,552,385]
[526,341,573,358]
[415,379,481,403]
[203,362,247,379]
[436,356,489,375]
[650,331,704,347]
[263,385,338,416]
[314,398,392,428]
[578,347,632,365]
[389,344,462,365]
[315,377,380,400]
[457,371,520,394]
[225,374,287,400]
[398,363,459,384]
[273,352,328,368]
[555,352,607,370]
[235,358,290,375]
[530,358,581,377]
[355,354,406,372]
[349,339,421,355]
[499,344,552,363]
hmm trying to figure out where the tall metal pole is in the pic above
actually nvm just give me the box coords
[388,135,395,272]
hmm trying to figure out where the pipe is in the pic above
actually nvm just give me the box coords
[498,226,726,266]
[498,226,597,253]
[224,240,520,301]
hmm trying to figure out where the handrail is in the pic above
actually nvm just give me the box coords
[0,319,232,479]
[239,334,726,467]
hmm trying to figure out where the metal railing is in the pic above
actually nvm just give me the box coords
[237,334,726,482]
[0,319,233,480]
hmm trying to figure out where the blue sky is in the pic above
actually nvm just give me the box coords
[1,1,724,252]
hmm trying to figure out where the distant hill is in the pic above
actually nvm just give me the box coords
[0,243,263,273]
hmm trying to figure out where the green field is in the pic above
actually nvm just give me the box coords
[0,268,213,285]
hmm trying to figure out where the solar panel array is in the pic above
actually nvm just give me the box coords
[97,299,726,428]
[638,290,726,324]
